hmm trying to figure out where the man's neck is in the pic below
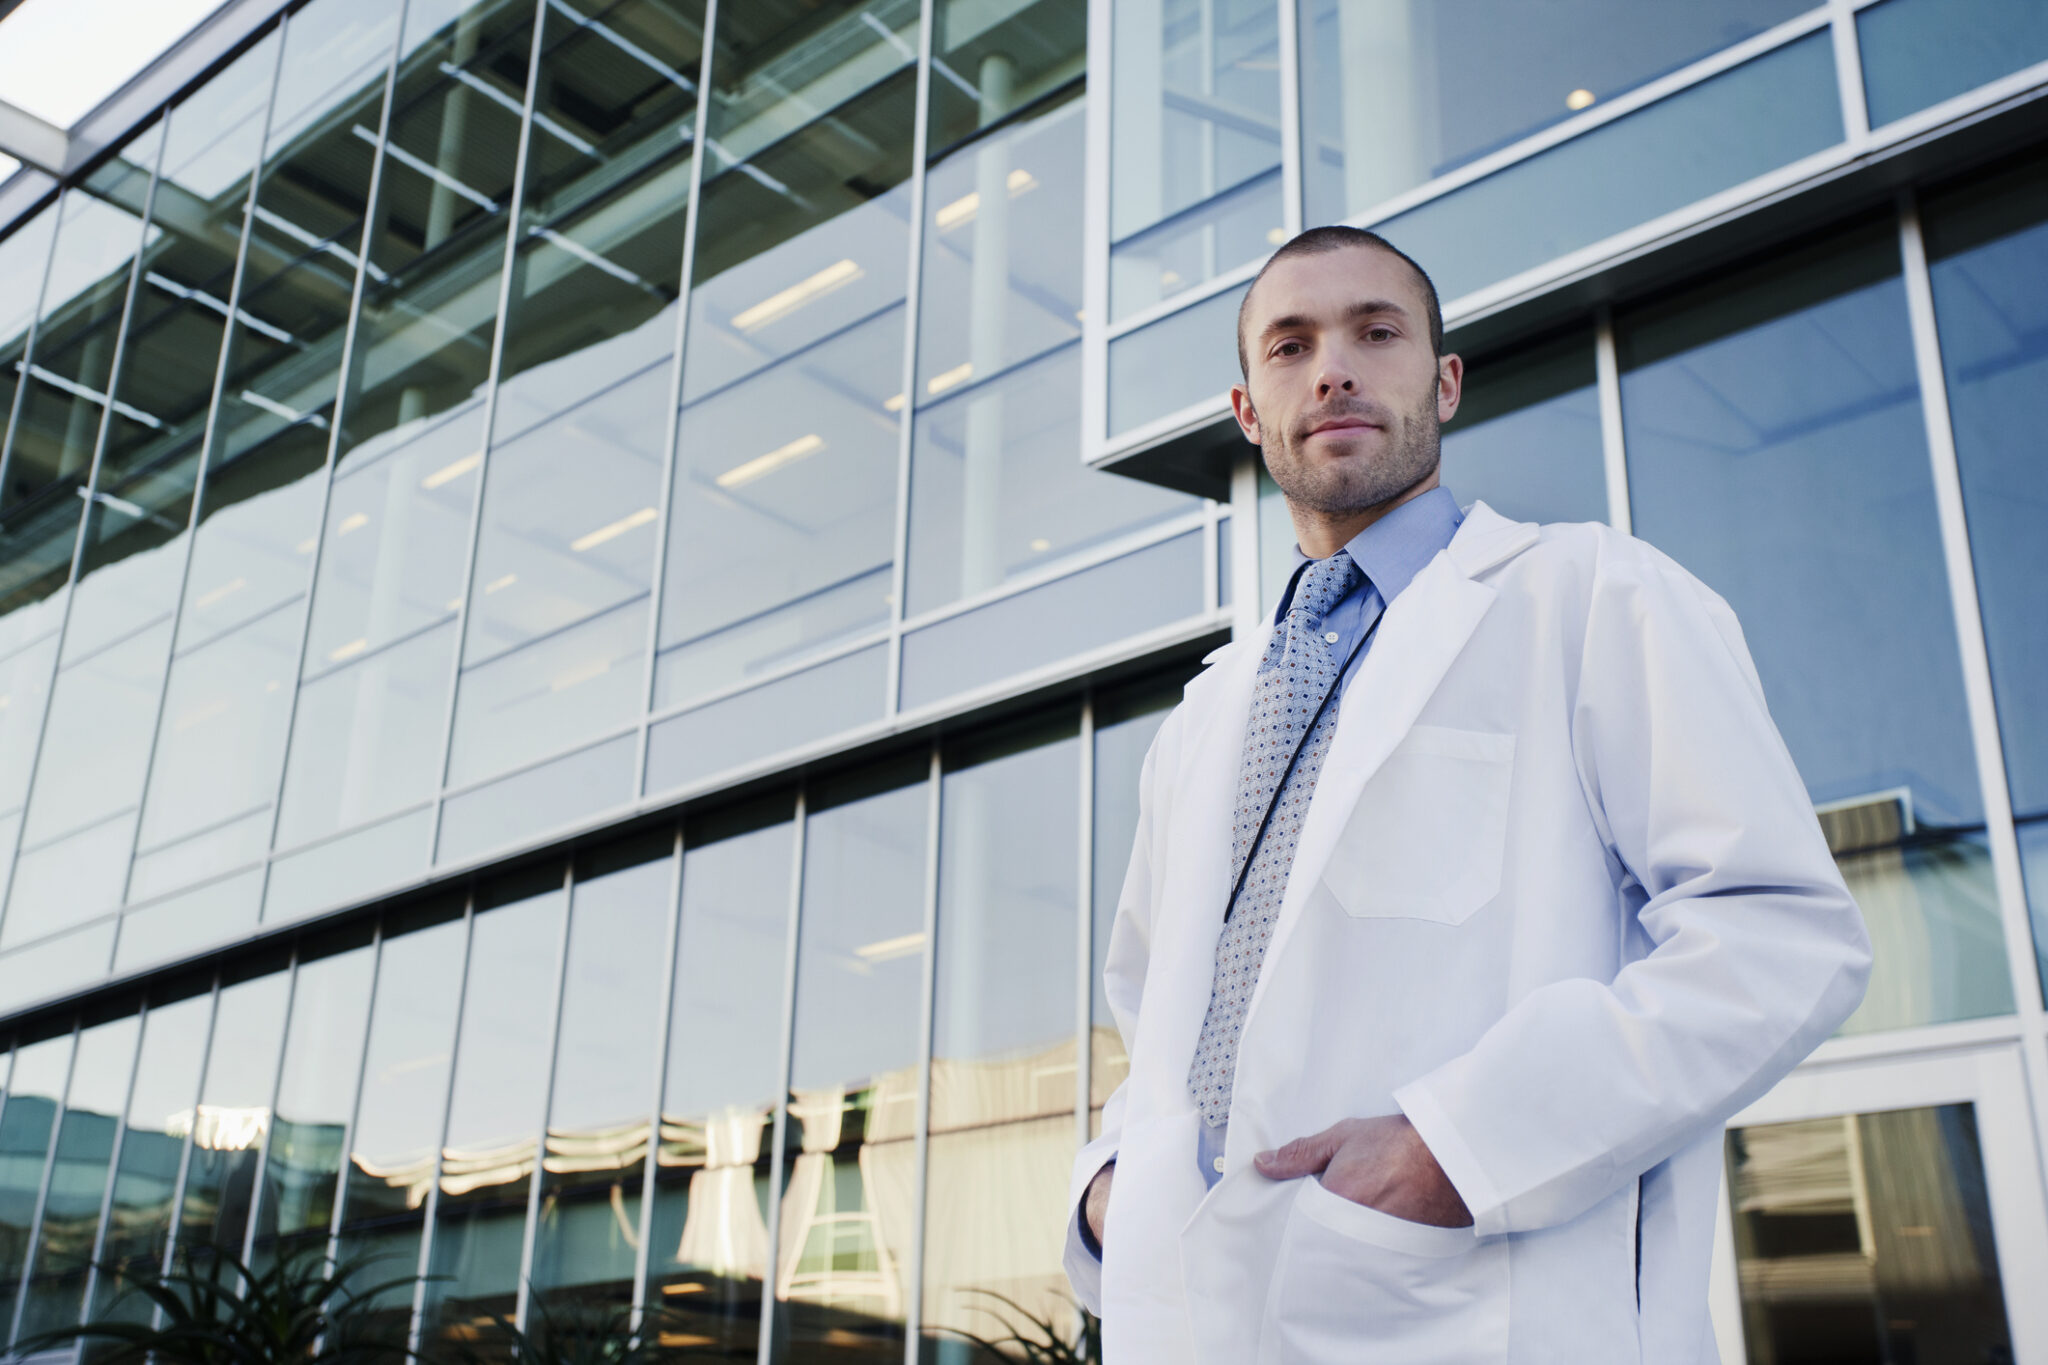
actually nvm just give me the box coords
[1290,471,1441,558]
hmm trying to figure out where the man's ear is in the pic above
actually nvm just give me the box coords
[1436,353,1464,425]
[1230,383,1263,445]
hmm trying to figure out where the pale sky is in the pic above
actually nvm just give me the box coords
[0,0,226,131]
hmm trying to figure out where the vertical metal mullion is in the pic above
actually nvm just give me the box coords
[116,26,291,921]
[1,125,168,949]
[424,0,552,862]
[239,947,303,1267]
[628,825,686,1329]
[511,861,578,1331]
[1897,194,2048,1185]
[1593,309,1631,536]
[8,1022,80,1346]
[1200,503,1220,618]
[323,920,384,1272]
[158,974,222,1314]
[1077,0,1113,470]
[881,0,939,720]
[631,0,719,796]
[77,1002,148,1321]
[255,1,409,909]
[1075,695,1095,1153]
[755,787,807,1365]
[1275,0,1303,237]
[0,196,64,502]
[405,891,477,1356]
[900,745,943,1365]
[1829,0,1873,147]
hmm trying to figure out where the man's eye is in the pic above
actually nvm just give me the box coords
[1366,326,1395,342]
[1274,341,1303,357]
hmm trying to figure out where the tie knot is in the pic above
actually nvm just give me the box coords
[1290,550,1361,627]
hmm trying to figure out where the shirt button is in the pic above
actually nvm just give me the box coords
[1212,1156,1226,1174]
[1323,631,1339,644]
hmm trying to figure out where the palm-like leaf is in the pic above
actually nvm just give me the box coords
[11,1244,422,1365]
[932,1289,1101,1364]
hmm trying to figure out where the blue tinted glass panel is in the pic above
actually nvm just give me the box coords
[437,732,635,865]
[1378,32,1841,303]
[1111,169,1282,324]
[1923,162,2048,991]
[1621,228,2006,1034]
[899,532,1204,713]
[1107,283,1247,436]
[0,1035,74,1338]
[1860,0,2048,128]
[1440,332,1605,526]
[645,644,887,797]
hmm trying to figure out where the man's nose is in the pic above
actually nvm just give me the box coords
[1315,368,1357,398]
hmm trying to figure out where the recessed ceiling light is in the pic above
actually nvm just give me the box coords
[1566,88,1596,111]
[717,433,824,489]
[731,259,862,332]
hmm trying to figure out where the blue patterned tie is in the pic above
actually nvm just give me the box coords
[1188,550,1365,1126]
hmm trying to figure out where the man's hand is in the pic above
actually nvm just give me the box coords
[1083,1160,1115,1249]
[1254,1115,1471,1228]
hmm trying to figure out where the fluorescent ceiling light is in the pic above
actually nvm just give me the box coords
[484,573,517,594]
[934,168,1039,230]
[716,433,823,489]
[422,453,482,489]
[731,259,861,332]
[328,637,368,662]
[192,577,247,610]
[570,506,658,552]
[926,362,972,395]
[336,511,369,535]
[853,932,924,963]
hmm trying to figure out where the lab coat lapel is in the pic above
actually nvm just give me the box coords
[1241,504,1537,1034]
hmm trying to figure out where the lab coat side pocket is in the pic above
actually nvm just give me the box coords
[1256,1177,1509,1365]
[1322,726,1515,925]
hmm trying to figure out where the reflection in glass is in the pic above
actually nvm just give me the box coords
[645,643,889,797]
[1922,161,2048,992]
[646,799,793,1357]
[1375,33,1841,305]
[898,532,1204,713]
[908,345,1192,616]
[133,600,301,897]
[0,507,81,825]
[923,718,1078,1351]
[1110,0,1279,276]
[337,902,465,1343]
[1859,0,2048,129]
[926,0,1084,162]
[447,597,645,787]
[17,1013,139,1340]
[176,965,289,1264]
[1620,228,2006,1033]
[92,985,211,1319]
[917,93,1083,401]
[1299,0,1806,226]
[1090,679,1180,1108]
[0,1034,74,1341]
[2,132,161,515]
[1727,1104,2013,1361]
[0,204,60,503]
[436,733,635,866]
[275,621,453,854]
[658,309,900,707]
[679,0,917,406]
[1110,171,1283,323]
[773,762,928,1363]
[1439,331,1604,526]
[420,872,563,1348]
[531,837,673,1314]
[254,933,376,1267]
[1105,281,1246,437]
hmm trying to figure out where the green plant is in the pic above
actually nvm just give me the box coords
[933,1289,1101,1365]
[12,1246,422,1365]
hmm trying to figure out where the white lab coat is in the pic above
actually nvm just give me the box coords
[1065,503,1871,1364]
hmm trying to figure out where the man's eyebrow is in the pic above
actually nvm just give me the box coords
[1255,297,1413,342]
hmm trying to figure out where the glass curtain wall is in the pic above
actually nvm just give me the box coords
[1618,222,2011,1037]
[1919,155,2048,993]
[0,665,1198,1354]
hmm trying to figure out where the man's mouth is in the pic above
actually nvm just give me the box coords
[1305,417,1381,437]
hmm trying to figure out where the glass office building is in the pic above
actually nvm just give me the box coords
[0,0,2043,1358]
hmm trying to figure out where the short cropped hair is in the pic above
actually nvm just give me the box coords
[1235,226,1444,379]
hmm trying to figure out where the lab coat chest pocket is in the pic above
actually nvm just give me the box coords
[1322,726,1514,925]
[1256,1177,1508,1365]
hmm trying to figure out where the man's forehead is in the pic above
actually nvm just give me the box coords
[1250,246,1421,321]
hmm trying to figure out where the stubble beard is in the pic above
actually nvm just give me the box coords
[1262,379,1443,518]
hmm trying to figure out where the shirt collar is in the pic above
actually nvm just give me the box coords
[1273,485,1465,624]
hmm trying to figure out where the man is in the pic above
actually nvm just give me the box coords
[1063,226,1870,1363]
